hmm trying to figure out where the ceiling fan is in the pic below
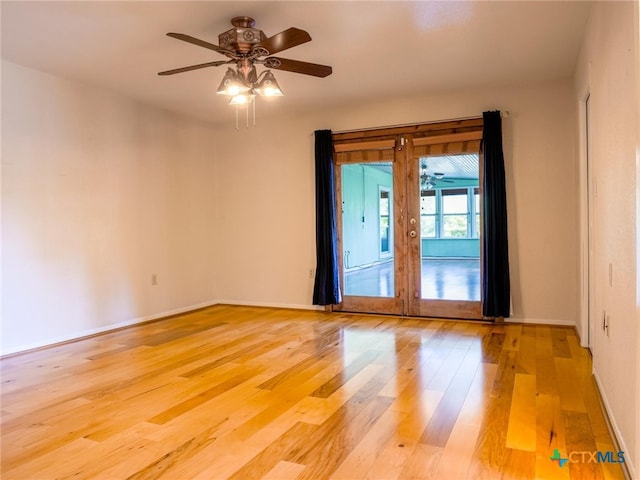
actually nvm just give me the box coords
[420,162,454,190]
[158,16,332,92]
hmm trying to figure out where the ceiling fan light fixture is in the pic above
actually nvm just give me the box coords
[216,68,250,96]
[254,70,284,97]
[229,93,254,105]
[161,16,333,128]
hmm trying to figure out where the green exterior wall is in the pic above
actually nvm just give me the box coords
[341,164,393,269]
[422,238,479,257]
[342,165,480,268]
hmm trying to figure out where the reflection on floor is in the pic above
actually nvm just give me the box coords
[344,258,480,301]
[1,305,625,480]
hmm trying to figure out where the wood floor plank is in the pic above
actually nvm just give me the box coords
[141,374,273,445]
[503,324,522,351]
[564,410,606,480]
[362,392,443,480]
[515,324,537,375]
[397,443,443,480]
[310,349,383,398]
[256,330,343,390]
[3,437,100,480]
[293,395,395,480]
[150,369,262,424]
[224,420,319,480]
[260,461,307,480]
[327,404,403,480]
[467,348,517,479]
[555,357,587,413]
[424,335,471,393]
[501,447,536,480]
[480,330,505,364]
[77,419,220,480]
[0,306,627,480]
[303,363,386,422]
[535,393,569,480]
[535,326,558,397]
[147,400,308,479]
[434,362,498,479]
[419,341,479,447]
[551,327,573,359]
[505,373,537,451]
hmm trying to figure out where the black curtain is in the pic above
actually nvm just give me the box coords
[481,111,510,318]
[312,129,342,305]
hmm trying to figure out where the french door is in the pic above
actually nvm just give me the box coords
[333,120,484,319]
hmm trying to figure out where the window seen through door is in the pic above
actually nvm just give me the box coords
[420,187,480,239]
[379,188,391,255]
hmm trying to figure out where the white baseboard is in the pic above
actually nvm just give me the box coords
[214,305,578,326]
[1,300,219,357]
[1,305,578,356]
[593,369,635,479]
[214,299,325,312]
[505,316,576,327]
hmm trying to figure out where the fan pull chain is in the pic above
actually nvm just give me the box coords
[234,98,257,130]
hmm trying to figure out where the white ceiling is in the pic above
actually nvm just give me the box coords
[1,1,592,126]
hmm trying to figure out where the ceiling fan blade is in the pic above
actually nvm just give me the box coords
[254,28,311,55]
[439,179,455,183]
[166,32,233,56]
[266,57,332,77]
[158,60,229,76]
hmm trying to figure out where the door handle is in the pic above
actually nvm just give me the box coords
[409,230,417,238]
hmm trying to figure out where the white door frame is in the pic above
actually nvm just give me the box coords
[578,83,594,349]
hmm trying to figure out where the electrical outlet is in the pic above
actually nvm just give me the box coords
[151,274,158,286]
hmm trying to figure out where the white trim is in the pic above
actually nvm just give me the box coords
[378,184,393,258]
[577,71,593,350]
[1,300,219,357]
[505,317,576,327]
[593,368,636,479]
[214,299,325,311]
[1,303,577,356]
[214,306,575,325]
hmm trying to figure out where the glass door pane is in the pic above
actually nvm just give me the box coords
[341,162,394,297]
[410,153,482,319]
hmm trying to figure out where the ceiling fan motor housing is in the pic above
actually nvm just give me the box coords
[158,16,332,78]
[219,17,266,54]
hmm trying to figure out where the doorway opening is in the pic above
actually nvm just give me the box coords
[333,119,483,319]
[419,155,480,302]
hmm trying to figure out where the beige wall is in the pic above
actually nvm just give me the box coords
[0,66,582,354]
[637,0,640,472]
[214,78,579,326]
[636,0,640,471]
[574,1,639,475]
[1,61,219,353]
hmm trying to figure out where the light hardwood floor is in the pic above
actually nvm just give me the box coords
[1,305,627,479]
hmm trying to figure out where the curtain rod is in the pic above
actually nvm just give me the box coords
[326,111,509,136]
